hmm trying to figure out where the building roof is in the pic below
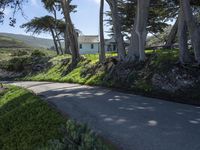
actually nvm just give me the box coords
[105,36,130,44]
[105,36,115,44]
[78,35,99,44]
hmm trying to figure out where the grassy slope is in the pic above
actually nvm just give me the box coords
[0,86,115,150]
[0,86,65,149]
[0,35,28,48]
[0,33,56,49]
[24,53,116,85]
[24,50,176,85]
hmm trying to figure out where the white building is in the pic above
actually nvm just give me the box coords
[105,36,117,52]
[78,35,129,54]
[78,35,99,54]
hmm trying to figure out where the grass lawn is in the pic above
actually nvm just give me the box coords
[0,86,115,150]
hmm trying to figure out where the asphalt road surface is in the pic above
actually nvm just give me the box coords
[4,81,200,150]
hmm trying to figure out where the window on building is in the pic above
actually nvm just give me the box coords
[80,44,82,49]
[91,44,94,49]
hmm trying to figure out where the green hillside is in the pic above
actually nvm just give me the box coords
[0,35,28,48]
[0,33,57,49]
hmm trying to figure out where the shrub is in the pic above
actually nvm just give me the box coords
[7,57,25,71]
[31,50,46,57]
[6,57,32,72]
[45,120,112,150]
[12,50,29,56]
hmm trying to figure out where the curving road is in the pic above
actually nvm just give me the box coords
[4,81,200,150]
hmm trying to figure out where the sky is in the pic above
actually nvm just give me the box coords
[0,0,110,39]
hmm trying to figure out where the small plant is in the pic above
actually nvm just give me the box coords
[134,79,152,92]
[54,120,113,150]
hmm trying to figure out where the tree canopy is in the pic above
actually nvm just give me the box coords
[1,0,200,64]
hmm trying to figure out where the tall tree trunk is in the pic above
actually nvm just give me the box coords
[106,0,126,61]
[99,0,106,63]
[54,29,63,54]
[53,8,64,55]
[61,0,80,64]
[127,0,150,61]
[165,18,178,49]
[178,9,190,64]
[57,38,63,54]
[180,0,200,64]
[64,27,71,54]
[50,28,59,55]
[127,25,139,61]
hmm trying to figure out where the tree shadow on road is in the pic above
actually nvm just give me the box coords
[38,85,200,150]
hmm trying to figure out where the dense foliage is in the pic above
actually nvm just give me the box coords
[106,0,178,38]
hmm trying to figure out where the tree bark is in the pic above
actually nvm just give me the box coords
[165,18,178,49]
[61,0,80,64]
[178,9,190,64]
[53,7,64,55]
[106,0,126,61]
[127,25,139,61]
[57,38,63,54]
[64,27,71,54]
[180,0,200,64]
[50,28,59,55]
[54,29,63,54]
[99,0,106,63]
[127,0,150,61]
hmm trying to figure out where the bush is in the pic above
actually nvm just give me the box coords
[12,50,29,56]
[6,57,32,72]
[43,120,113,150]
[31,50,46,57]
[7,57,25,71]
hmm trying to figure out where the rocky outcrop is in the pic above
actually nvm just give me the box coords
[152,67,199,92]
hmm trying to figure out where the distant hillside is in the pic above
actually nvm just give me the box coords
[0,33,56,49]
[0,35,28,48]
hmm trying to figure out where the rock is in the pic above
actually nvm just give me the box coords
[152,67,197,93]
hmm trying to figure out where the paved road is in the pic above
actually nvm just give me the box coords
[4,81,200,150]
